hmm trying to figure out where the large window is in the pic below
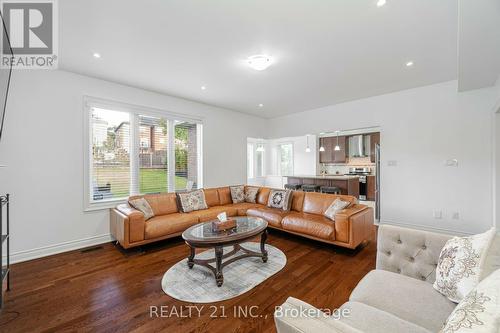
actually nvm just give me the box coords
[85,98,202,209]
[246,141,266,179]
[278,143,293,176]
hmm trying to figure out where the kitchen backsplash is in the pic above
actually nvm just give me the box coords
[319,157,375,175]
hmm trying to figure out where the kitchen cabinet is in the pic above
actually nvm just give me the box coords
[319,136,347,163]
[367,175,376,201]
[370,133,380,163]
[319,137,334,163]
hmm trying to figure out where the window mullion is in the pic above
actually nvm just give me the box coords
[130,113,140,195]
[167,120,175,192]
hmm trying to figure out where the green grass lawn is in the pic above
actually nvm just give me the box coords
[94,167,188,198]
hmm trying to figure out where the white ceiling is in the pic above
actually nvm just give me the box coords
[458,0,500,91]
[59,0,459,118]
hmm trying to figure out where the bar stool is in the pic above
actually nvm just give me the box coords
[320,186,341,195]
[301,184,320,192]
[284,184,301,190]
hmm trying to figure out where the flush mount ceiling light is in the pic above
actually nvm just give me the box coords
[406,61,414,67]
[201,85,207,90]
[258,103,264,108]
[377,0,386,7]
[247,55,272,71]
[93,52,101,58]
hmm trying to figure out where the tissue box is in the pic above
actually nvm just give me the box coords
[212,219,236,231]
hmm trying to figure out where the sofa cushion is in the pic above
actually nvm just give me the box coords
[193,206,238,222]
[246,207,288,227]
[177,189,208,213]
[267,189,293,211]
[145,213,199,239]
[130,193,178,216]
[216,187,232,205]
[350,270,456,332]
[244,186,259,203]
[224,203,263,216]
[282,212,335,240]
[302,192,356,215]
[203,188,220,207]
[339,302,431,333]
[434,228,496,303]
[324,198,350,221]
[128,198,154,220]
[230,185,245,203]
[257,187,270,205]
[290,190,305,212]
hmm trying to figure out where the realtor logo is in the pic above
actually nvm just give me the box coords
[1,0,58,69]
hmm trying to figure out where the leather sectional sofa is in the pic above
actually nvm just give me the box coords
[110,186,374,250]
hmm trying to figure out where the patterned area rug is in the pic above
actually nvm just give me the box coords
[162,242,286,303]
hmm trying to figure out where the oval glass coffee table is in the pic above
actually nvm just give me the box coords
[182,216,268,287]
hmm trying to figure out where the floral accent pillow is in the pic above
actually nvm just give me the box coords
[434,229,495,303]
[267,189,292,211]
[323,199,350,221]
[441,268,500,333]
[177,189,208,213]
[129,198,154,220]
[230,185,245,203]
[244,187,259,203]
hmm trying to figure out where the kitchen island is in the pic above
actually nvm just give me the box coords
[285,175,360,198]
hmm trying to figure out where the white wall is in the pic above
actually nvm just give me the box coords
[268,81,499,235]
[0,70,267,262]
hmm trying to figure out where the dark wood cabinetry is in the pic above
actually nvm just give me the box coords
[369,133,380,163]
[366,175,376,201]
[286,176,359,198]
[319,136,347,163]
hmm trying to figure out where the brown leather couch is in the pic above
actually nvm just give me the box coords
[110,186,374,250]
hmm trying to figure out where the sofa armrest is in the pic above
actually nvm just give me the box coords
[376,224,453,284]
[110,204,146,248]
[274,297,362,333]
[334,205,374,247]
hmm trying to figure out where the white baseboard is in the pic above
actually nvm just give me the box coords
[7,234,114,264]
[379,219,473,236]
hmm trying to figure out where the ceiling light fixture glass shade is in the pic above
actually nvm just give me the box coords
[305,135,311,153]
[256,145,265,152]
[319,146,325,152]
[247,55,272,71]
[334,130,341,151]
[377,0,386,7]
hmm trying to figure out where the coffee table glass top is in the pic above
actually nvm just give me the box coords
[182,216,267,242]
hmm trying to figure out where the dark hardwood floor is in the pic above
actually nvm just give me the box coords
[0,228,376,333]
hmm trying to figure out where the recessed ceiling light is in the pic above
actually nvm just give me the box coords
[258,103,264,108]
[247,55,273,71]
[377,0,386,7]
[93,52,101,58]
[406,61,414,67]
[201,86,207,90]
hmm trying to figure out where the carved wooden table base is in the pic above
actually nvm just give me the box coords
[186,230,268,287]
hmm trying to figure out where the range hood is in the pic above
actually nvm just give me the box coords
[348,135,371,158]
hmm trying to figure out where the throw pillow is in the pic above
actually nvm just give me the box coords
[434,229,496,303]
[267,189,292,211]
[323,199,350,221]
[129,198,154,220]
[230,185,245,203]
[244,186,259,203]
[441,268,500,333]
[177,189,208,213]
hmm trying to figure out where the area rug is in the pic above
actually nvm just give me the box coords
[161,242,286,303]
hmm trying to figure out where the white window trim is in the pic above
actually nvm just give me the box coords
[246,139,266,180]
[83,96,203,211]
[277,142,294,176]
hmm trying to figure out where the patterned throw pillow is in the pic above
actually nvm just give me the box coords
[244,187,259,203]
[177,189,208,213]
[230,185,245,203]
[441,268,500,333]
[434,229,495,303]
[267,189,293,211]
[129,198,154,220]
[323,199,350,221]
